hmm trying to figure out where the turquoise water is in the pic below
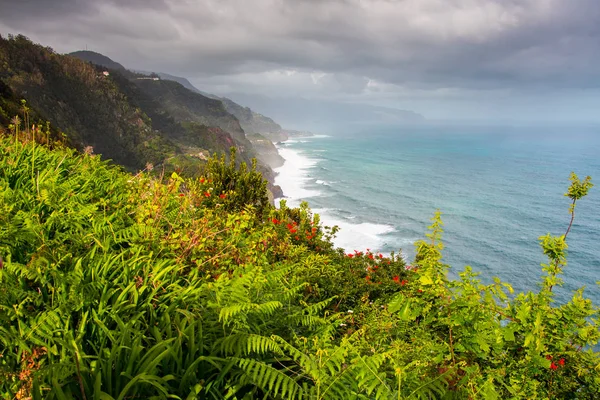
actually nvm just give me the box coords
[274,124,600,304]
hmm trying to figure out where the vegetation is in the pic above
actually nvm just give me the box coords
[0,123,598,398]
[0,34,272,182]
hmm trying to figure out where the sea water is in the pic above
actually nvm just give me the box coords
[274,124,600,304]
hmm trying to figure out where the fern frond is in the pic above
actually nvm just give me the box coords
[237,358,302,400]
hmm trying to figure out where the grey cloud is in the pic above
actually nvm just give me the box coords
[1,0,600,120]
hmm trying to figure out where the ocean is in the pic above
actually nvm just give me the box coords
[274,124,600,304]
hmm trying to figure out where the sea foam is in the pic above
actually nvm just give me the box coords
[275,140,395,253]
[313,208,397,253]
[274,147,322,204]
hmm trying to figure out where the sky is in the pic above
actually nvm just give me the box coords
[2,0,600,123]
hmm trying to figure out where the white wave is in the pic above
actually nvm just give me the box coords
[274,147,322,205]
[275,142,404,254]
[309,208,397,253]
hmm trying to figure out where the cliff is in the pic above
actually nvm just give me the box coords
[247,133,285,169]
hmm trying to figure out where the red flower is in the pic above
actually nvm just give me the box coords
[200,177,205,183]
[368,253,374,260]
[378,254,383,259]
[272,218,280,224]
[550,362,558,370]
[347,254,354,258]
[393,276,400,283]
[401,280,408,286]
[204,191,211,197]
[559,358,565,366]
[287,223,294,230]
[219,193,226,199]
[178,193,185,197]
[290,228,297,234]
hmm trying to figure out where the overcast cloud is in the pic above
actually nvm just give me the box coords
[2,0,600,122]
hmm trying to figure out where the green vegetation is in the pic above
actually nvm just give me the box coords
[0,128,598,399]
[0,34,273,183]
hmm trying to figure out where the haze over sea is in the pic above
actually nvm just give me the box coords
[275,124,600,304]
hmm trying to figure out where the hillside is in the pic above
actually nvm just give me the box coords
[0,35,273,184]
[247,133,285,168]
[68,50,126,71]
[220,97,287,141]
[0,35,174,170]
[145,72,287,141]
[154,71,207,95]
[129,76,248,144]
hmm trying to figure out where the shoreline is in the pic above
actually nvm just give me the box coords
[271,135,401,254]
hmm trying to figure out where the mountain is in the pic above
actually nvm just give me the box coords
[0,35,257,179]
[127,74,249,144]
[146,71,210,96]
[68,50,126,71]
[68,50,287,175]
[122,72,284,194]
[151,73,287,141]
[219,97,286,142]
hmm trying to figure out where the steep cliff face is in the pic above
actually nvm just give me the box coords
[219,98,287,140]
[247,133,285,169]
[142,71,289,142]
[0,35,242,174]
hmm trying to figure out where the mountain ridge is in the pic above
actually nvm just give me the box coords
[68,50,126,71]
[0,34,279,197]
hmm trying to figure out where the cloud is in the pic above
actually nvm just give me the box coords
[1,0,600,120]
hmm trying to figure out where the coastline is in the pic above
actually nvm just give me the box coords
[272,135,400,254]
